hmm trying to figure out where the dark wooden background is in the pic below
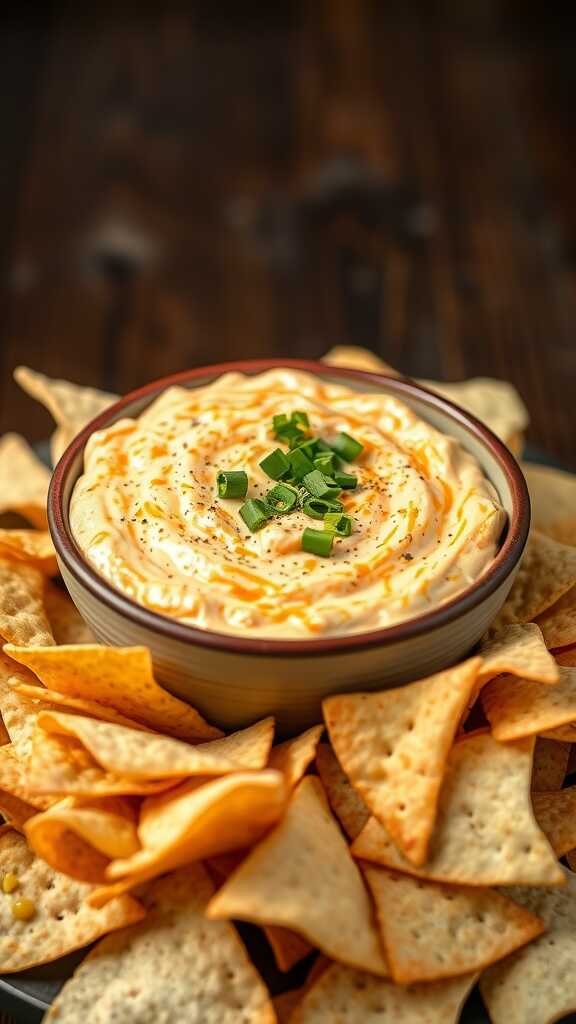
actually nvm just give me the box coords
[1,0,576,475]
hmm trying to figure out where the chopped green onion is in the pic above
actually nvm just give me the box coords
[292,411,310,428]
[266,483,298,514]
[330,432,364,462]
[272,413,290,433]
[287,448,315,481]
[315,438,333,454]
[302,470,341,501]
[280,424,307,446]
[259,448,291,481]
[239,498,272,532]
[301,527,334,557]
[333,471,358,489]
[313,452,337,475]
[303,497,343,519]
[324,512,353,536]
[292,437,318,458]
[217,471,248,499]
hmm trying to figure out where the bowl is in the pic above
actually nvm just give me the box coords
[48,359,530,735]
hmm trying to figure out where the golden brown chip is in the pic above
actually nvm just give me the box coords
[322,346,398,375]
[4,644,222,741]
[0,745,53,809]
[315,743,370,841]
[8,679,150,731]
[531,737,570,791]
[199,716,275,769]
[352,732,564,887]
[420,377,529,452]
[482,666,576,741]
[0,559,54,646]
[493,531,576,629]
[44,583,96,644]
[0,530,57,576]
[207,776,387,977]
[323,658,482,866]
[0,433,50,528]
[0,652,46,757]
[265,926,314,973]
[480,869,576,1024]
[45,863,275,1024]
[274,986,307,1023]
[0,790,38,830]
[536,586,576,650]
[268,725,323,790]
[479,623,558,684]
[532,786,576,858]
[363,865,543,984]
[523,462,576,547]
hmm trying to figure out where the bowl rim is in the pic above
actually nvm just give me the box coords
[48,358,530,658]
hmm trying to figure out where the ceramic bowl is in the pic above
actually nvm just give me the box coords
[48,359,530,735]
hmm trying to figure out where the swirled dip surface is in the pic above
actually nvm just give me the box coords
[70,370,506,639]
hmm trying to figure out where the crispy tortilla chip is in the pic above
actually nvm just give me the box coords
[480,868,576,1024]
[8,679,150,730]
[323,658,482,866]
[37,711,274,780]
[482,666,576,741]
[536,586,576,650]
[362,865,543,984]
[0,830,144,972]
[0,790,38,830]
[532,786,576,857]
[0,745,53,810]
[274,986,307,1023]
[523,462,576,547]
[0,529,57,576]
[14,366,118,466]
[198,716,274,769]
[3,644,222,741]
[207,776,387,977]
[0,559,54,646]
[291,962,478,1024]
[420,378,528,452]
[0,651,45,757]
[265,926,314,973]
[0,433,50,528]
[268,725,323,789]
[44,583,96,644]
[531,737,570,791]
[315,743,370,840]
[479,623,558,684]
[352,732,564,887]
[25,796,140,884]
[493,531,576,628]
[45,863,275,1024]
[322,346,398,375]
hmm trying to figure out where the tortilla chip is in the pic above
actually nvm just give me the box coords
[322,346,398,375]
[0,433,50,528]
[44,583,96,644]
[45,863,275,1024]
[531,737,570,791]
[274,986,307,1023]
[290,962,477,1024]
[315,743,370,841]
[492,531,576,629]
[0,745,53,809]
[480,868,576,1024]
[8,679,151,731]
[207,776,387,977]
[363,864,543,985]
[3,644,222,741]
[0,830,144,972]
[420,378,529,452]
[37,710,274,780]
[268,725,323,789]
[25,796,140,884]
[0,559,54,646]
[323,658,482,866]
[531,786,576,857]
[0,652,45,757]
[479,623,558,684]
[0,790,38,830]
[536,586,576,650]
[482,666,576,741]
[523,462,576,547]
[198,716,275,769]
[352,732,564,887]
[0,529,57,576]
[266,926,315,973]
[14,366,118,466]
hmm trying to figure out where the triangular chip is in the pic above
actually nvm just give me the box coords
[0,745,53,809]
[315,743,370,841]
[480,868,576,1024]
[290,962,478,1024]
[0,651,46,757]
[482,665,576,740]
[0,529,57,576]
[479,623,558,683]
[14,366,118,465]
[536,586,576,650]
[362,865,543,984]
[532,786,576,857]
[197,716,274,769]
[352,732,564,887]
[3,644,221,741]
[207,776,387,977]
[0,789,38,830]
[0,830,144,972]
[0,433,50,528]
[44,864,275,1024]
[420,377,528,450]
[8,679,151,731]
[323,658,482,865]
[523,462,576,547]
[531,737,570,791]
[44,583,96,644]
[268,725,323,789]
[492,531,576,628]
[0,559,54,646]
[265,926,314,973]
[322,345,398,375]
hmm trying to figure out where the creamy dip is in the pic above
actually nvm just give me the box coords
[70,369,506,639]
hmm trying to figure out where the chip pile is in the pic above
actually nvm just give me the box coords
[0,355,572,1023]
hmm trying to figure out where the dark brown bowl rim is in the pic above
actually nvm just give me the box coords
[49,359,530,658]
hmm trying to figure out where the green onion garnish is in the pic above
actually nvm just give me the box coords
[239,498,272,532]
[313,452,337,475]
[266,483,298,514]
[303,496,343,519]
[259,448,291,481]
[302,470,341,501]
[324,512,353,536]
[282,425,307,446]
[301,527,334,557]
[333,471,358,489]
[287,448,315,481]
[217,471,248,499]
[273,414,290,433]
[330,432,364,462]
[292,437,318,458]
[292,411,309,428]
